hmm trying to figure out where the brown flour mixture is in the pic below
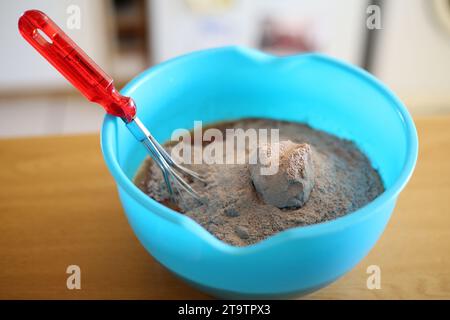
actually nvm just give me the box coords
[134,118,384,246]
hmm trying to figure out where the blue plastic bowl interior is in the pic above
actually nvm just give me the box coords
[101,46,418,298]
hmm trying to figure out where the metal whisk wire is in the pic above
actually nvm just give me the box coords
[126,117,205,203]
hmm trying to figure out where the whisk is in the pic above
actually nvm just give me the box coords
[18,10,204,203]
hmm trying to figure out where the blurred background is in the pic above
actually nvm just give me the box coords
[0,0,449,137]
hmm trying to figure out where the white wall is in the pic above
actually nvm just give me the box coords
[149,0,367,66]
[373,0,450,114]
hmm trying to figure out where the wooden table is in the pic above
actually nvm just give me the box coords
[1,116,449,300]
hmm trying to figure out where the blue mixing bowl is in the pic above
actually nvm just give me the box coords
[101,46,418,298]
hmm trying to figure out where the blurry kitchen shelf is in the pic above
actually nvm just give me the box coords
[115,11,146,29]
[110,0,150,80]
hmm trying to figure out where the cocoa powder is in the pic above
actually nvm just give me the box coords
[134,119,384,246]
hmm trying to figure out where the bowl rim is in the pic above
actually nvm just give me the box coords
[101,46,419,254]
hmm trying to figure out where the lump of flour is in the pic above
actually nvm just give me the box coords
[249,140,315,208]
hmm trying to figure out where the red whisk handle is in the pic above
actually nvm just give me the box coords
[18,10,136,121]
